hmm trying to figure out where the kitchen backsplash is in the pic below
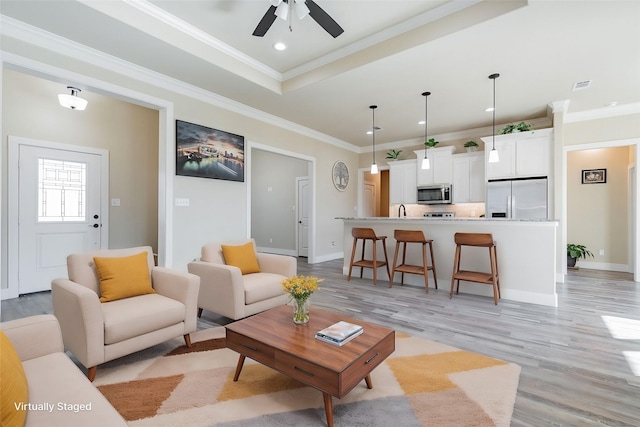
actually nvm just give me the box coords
[391,203,486,218]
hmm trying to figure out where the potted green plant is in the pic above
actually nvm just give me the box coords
[499,122,534,134]
[464,140,479,152]
[385,149,402,160]
[567,243,594,268]
[424,138,439,148]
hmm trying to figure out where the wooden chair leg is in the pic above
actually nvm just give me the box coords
[360,238,366,278]
[372,239,378,286]
[87,366,97,382]
[348,238,358,281]
[184,334,192,348]
[450,245,461,299]
[390,241,400,287]
[422,242,429,293]
[428,242,438,289]
[381,238,390,286]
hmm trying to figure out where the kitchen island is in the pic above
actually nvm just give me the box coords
[339,217,558,307]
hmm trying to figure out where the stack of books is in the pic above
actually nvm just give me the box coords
[315,321,363,346]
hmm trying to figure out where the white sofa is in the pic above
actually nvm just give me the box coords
[0,315,127,426]
[52,246,199,381]
[188,240,296,320]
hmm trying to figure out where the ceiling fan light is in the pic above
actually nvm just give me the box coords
[294,0,309,19]
[270,0,282,6]
[275,2,289,20]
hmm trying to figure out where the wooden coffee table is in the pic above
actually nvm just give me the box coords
[225,305,395,427]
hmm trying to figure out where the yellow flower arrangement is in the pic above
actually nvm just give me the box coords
[281,275,322,324]
[281,275,322,302]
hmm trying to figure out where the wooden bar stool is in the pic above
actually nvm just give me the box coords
[347,227,390,286]
[450,232,501,305]
[390,230,438,293]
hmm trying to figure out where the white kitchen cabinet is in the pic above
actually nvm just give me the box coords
[482,128,552,179]
[388,159,417,204]
[453,152,485,203]
[413,146,455,186]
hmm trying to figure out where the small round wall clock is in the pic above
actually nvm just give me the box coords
[332,161,349,191]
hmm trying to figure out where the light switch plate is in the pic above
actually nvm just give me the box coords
[111,198,121,207]
[175,198,190,207]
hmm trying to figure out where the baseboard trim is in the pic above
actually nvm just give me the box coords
[255,246,297,257]
[577,261,630,272]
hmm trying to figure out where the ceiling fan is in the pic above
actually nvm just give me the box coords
[253,0,344,38]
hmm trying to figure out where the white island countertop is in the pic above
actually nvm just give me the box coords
[339,217,558,307]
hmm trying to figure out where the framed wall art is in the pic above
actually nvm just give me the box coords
[176,120,244,182]
[581,168,606,184]
[332,161,349,191]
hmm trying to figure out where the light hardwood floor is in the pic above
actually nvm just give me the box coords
[2,259,639,426]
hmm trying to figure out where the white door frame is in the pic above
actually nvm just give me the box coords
[562,138,639,280]
[1,53,174,300]
[296,176,310,257]
[6,136,110,299]
[247,141,316,263]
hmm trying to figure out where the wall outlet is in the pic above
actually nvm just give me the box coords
[331,241,336,248]
[599,249,605,256]
[269,238,273,243]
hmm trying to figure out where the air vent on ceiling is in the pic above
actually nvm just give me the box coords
[572,80,592,91]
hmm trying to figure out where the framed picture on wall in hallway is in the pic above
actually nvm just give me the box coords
[176,120,244,182]
[581,168,606,184]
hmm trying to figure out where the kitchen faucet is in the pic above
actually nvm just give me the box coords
[399,204,406,217]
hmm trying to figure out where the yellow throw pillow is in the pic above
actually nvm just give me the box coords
[221,242,261,275]
[1,330,28,427]
[94,251,155,303]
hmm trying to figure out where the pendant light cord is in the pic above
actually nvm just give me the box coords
[489,73,500,150]
[370,105,377,165]
[422,92,430,159]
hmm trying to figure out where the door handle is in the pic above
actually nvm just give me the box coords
[90,224,99,228]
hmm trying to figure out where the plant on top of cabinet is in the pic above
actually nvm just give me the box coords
[499,121,534,134]
[424,137,439,147]
[386,149,402,160]
[464,140,479,152]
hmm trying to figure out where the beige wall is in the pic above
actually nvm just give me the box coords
[567,147,630,267]
[564,114,640,145]
[1,69,158,289]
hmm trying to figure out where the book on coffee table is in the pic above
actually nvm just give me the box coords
[315,321,364,346]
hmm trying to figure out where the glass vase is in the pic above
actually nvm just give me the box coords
[293,298,310,325]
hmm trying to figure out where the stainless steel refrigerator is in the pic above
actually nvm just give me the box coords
[486,177,548,219]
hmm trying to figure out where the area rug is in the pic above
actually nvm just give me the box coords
[94,328,520,426]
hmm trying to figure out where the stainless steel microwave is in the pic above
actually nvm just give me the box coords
[417,184,452,204]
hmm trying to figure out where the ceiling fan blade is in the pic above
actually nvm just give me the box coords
[306,0,344,38]
[253,5,278,37]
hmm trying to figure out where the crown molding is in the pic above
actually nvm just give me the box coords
[0,15,359,153]
[564,102,640,123]
[119,0,281,82]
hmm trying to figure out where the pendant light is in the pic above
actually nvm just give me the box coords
[58,86,88,110]
[370,105,378,174]
[488,73,500,163]
[421,91,431,170]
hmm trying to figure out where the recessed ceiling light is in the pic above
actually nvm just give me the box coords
[366,126,382,135]
[485,107,494,112]
[606,101,618,107]
[273,42,286,51]
[418,120,425,125]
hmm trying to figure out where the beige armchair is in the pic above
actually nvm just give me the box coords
[188,239,296,320]
[51,246,199,381]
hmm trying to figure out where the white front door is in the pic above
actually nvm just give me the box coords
[297,177,310,257]
[15,141,105,294]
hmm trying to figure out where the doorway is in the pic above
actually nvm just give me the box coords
[8,137,109,295]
